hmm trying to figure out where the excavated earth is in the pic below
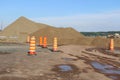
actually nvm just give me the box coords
[0,43,120,80]
[0,17,120,80]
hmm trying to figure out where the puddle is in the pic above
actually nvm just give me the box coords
[52,64,79,73]
[51,64,80,78]
[62,58,78,61]
[58,65,72,71]
[48,48,63,53]
[91,61,120,80]
[109,76,118,80]
[113,50,120,54]
[106,50,120,54]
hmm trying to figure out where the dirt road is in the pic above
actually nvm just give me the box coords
[0,43,120,80]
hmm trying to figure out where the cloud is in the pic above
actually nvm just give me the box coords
[32,10,120,31]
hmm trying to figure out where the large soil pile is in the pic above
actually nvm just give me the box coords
[30,27,85,45]
[90,37,109,48]
[0,16,53,42]
[90,37,120,48]
[76,37,94,46]
[114,38,120,47]
[0,16,86,45]
[1,16,119,47]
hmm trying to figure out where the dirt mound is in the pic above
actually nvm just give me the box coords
[76,37,94,46]
[30,27,85,45]
[0,16,53,42]
[90,37,109,48]
[90,37,120,48]
[113,38,120,47]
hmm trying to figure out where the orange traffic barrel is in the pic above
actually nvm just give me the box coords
[109,38,114,51]
[27,36,30,43]
[43,37,47,48]
[39,37,43,46]
[53,37,58,52]
[28,36,36,55]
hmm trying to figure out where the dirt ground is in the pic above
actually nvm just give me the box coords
[0,43,120,80]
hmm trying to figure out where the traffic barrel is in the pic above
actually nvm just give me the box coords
[43,37,47,48]
[28,36,36,55]
[53,37,58,52]
[39,36,43,46]
[109,38,114,51]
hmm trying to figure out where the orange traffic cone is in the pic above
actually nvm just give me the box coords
[109,38,114,51]
[28,36,36,55]
[39,37,43,46]
[53,37,58,52]
[43,37,47,48]
[27,36,30,43]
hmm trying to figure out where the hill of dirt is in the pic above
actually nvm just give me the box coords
[76,37,94,46]
[30,27,85,45]
[1,16,120,47]
[0,16,86,45]
[90,37,109,48]
[90,37,120,48]
[114,38,120,47]
[0,16,53,42]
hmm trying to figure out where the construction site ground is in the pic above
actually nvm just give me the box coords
[0,43,120,80]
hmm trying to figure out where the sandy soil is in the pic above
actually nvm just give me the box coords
[0,43,119,80]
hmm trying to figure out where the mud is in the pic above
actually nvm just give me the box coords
[52,64,79,73]
[61,57,78,61]
[63,46,120,80]
[91,61,120,80]
[86,47,120,57]
[0,51,11,55]
[51,64,80,79]
[0,44,119,80]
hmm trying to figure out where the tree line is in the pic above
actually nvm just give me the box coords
[80,31,120,36]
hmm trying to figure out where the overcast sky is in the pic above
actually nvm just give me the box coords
[0,0,120,32]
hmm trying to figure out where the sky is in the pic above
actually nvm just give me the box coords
[0,0,120,32]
